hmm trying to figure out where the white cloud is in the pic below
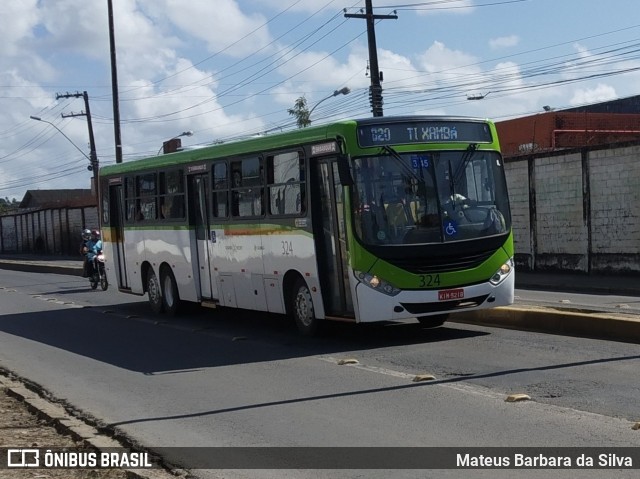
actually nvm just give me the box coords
[570,84,617,106]
[0,0,40,56]
[417,41,480,80]
[271,42,369,102]
[162,0,272,58]
[489,35,519,50]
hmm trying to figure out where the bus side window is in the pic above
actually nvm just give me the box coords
[159,170,185,220]
[137,173,157,220]
[267,151,305,216]
[231,157,263,217]
[124,176,135,221]
[212,162,229,218]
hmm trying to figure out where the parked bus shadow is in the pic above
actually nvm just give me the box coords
[0,301,487,374]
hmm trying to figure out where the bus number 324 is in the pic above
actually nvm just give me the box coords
[419,274,441,287]
[281,240,294,256]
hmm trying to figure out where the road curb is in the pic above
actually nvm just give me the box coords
[451,305,640,344]
[0,375,186,479]
[0,260,82,276]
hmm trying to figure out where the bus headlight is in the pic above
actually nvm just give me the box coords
[490,258,514,285]
[355,271,401,296]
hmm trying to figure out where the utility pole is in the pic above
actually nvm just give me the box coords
[57,91,99,196]
[107,0,123,164]
[57,91,100,202]
[345,0,397,117]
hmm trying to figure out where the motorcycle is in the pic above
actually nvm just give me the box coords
[89,250,108,291]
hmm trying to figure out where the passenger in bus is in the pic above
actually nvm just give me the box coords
[385,186,414,240]
[160,199,170,219]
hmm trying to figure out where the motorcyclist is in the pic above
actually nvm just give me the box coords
[84,230,102,277]
[79,229,92,277]
[91,229,102,250]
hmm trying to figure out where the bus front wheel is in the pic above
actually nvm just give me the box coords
[147,268,164,314]
[417,314,448,328]
[291,278,318,336]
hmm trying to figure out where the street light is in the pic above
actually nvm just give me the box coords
[467,92,490,101]
[157,131,193,155]
[308,87,351,118]
[30,115,92,163]
[30,114,100,204]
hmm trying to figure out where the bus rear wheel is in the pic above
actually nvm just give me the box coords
[161,269,180,316]
[417,314,449,328]
[291,278,318,336]
[147,268,164,314]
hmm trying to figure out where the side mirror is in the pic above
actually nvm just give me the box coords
[337,155,354,186]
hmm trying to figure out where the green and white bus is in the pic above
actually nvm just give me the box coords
[99,116,514,335]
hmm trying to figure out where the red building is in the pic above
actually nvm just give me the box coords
[496,111,640,157]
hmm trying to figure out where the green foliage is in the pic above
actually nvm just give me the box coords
[0,197,19,214]
[287,96,311,128]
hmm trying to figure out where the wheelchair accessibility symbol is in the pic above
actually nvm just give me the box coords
[444,220,458,237]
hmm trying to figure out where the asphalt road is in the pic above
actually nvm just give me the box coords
[1,269,639,479]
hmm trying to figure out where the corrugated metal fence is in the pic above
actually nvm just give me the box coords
[0,206,98,256]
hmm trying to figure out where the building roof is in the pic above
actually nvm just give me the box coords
[496,94,640,157]
[18,189,96,209]
[563,94,640,114]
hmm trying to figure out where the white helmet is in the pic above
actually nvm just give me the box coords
[82,229,91,240]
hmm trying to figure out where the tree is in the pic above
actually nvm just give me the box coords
[288,96,311,128]
[0,197,18,214]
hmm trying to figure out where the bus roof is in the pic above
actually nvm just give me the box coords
[99,115,494,177]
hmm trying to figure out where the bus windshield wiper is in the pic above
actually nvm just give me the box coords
[453,143,478,183]
[448,160,457,209]
[380,145,422,183]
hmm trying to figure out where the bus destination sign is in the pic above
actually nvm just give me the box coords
[357,120,492,147]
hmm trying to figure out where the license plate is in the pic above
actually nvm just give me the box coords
[438,288,464,301]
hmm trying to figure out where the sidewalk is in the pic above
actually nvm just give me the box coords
[515,270,640,296]
[0,254,83,276]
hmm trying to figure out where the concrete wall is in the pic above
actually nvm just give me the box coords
[505,141,640,275]
[0,206,98,256]
[504,159,532,268]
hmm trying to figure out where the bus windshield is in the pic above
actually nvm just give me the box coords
[352,149,511,245]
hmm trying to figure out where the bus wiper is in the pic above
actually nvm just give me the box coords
[380,145,421,183]
[448,160,457,210]
[453,143,478,183]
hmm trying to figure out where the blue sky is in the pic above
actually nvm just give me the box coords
[2,0,639,200]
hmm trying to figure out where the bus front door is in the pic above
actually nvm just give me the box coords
[188,174,217,300]
[109,184,129,289]
[312,159,353,316]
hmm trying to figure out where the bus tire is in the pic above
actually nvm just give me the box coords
[417,314,448,328]
[291,278,318,336]
[161,268,180,316]
[147,268,164,314]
